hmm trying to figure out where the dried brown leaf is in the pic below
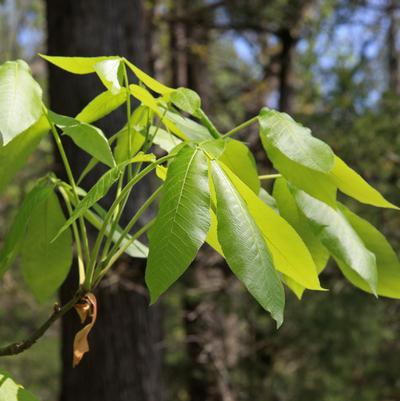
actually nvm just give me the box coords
[72,293,97,367]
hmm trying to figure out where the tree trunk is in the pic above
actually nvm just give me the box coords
[46,1,164,401]
[387,0,399,95]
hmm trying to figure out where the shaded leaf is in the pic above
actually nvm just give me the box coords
[146,145,210,302]
[49,111,115,168]
[0,60,43,144]
[0,178,53,278]
[0,117,49,193]
[211,160,285,327]
[21,190,72,302]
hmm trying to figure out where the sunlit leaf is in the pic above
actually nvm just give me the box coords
[124,58,173,95]
[330,156,398,209]
[291,186,378,294]
[40,54,118,74]
[258,107,334,173]
[94,59,123,94]
[0,369,40,401]
[220,163,322,291]
[219,139,260,193]
[170,87,201,116]
[76,89,127,123]
[337,204,400,298]
[0,60,43,145]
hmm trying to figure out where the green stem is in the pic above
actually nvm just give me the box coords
[94,219,155,283]
[197,109,221,139]
[58,186,85,284]
[221,116,258,139]
[259,174,281,180]
[43,107,90,268]
[86,154,174,287]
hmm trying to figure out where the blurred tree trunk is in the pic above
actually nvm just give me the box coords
[46,1,164,401]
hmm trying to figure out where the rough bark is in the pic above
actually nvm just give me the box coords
[46,1,164,400]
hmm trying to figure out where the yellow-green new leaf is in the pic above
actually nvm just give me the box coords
[291,187,378,294]
[0,60,43,144]
[124,58,173,95]
[211,161,285,327]
[146,145,210,302]
[338,204,400,298]
[330,156,398,209]
[220,162,322,291]
[21,190,72,302]
[219,139,260,194]
[0,369,40,401]
[40,54,118,74]
[76,89,127,123]
[94,59,123,94]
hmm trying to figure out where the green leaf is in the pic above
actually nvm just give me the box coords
[48,111,115,168]
[0,178,53,278]
[262,141,337,207]
[55,166,122,239]
[337,204,400,298]
[273,178,329,274]
[220,163,322,291]
[76,89,127,123]
[94,59,123,94]
[0,369,40,401]
[129,84,187,139]
[150,126,182,152]
[0,116,49,194]
[21,190,72,302]
[124,58,173,95]
[219,139,260,193]
[273,178,330,298]
[164,109,212,140]
[0,60,43,145]
[291,186,378,294]
[258,107,335,173]
[170,87,201,115]
[330,156,398,209]
[211,160,285,327]
[146,145,210,302]
[39,54,118,74]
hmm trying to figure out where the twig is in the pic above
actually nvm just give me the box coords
[0,289,84,357]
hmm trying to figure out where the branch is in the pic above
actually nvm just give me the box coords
[0,289,84,357]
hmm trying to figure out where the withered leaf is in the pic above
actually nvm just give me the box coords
[73,293,97,367]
